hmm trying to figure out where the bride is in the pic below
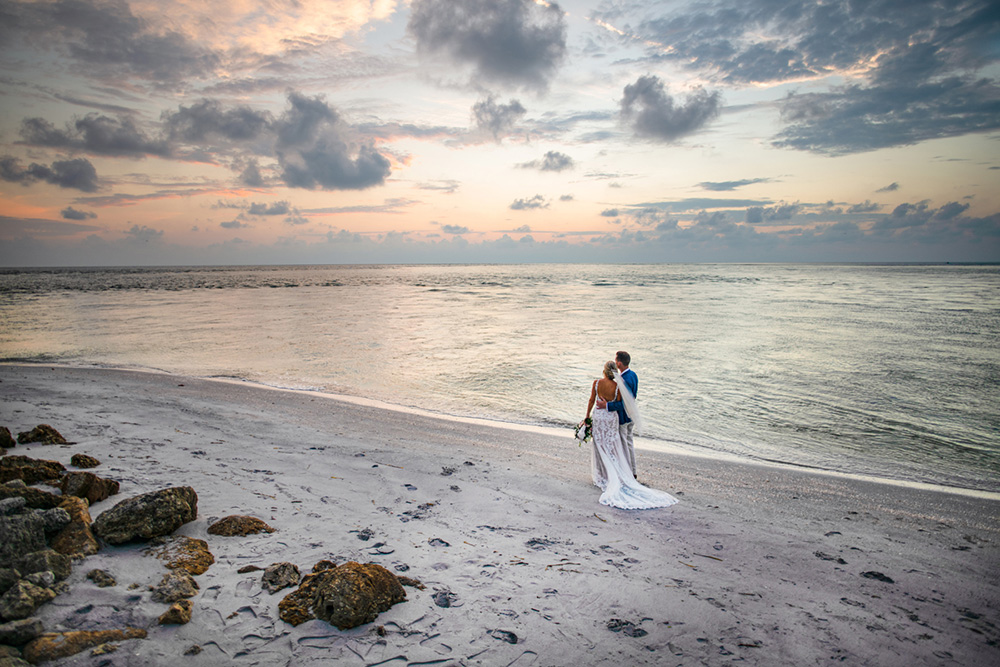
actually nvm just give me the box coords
[586,361,678,510]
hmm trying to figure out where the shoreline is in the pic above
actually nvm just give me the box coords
[2,364,999,665]
[6,361,999,502]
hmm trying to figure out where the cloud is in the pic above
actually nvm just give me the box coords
[61,206,97,220]
[408,0,567,91]
[847,200,881,214]
[600,208,620,217]
[274,93,391,191]
[634,198,773,214]
[877,182,901,192]
[0,156,100,192]
[240,161,265,187]
[0,215,101,240]
[164,99,272,143]
[123,224,163,242]
[472,96,527,140]
[745,203,801,224]
[441,224,470,234]
[19,115,170,158]
[248,201,291,216]
[517,150,574,172]
[699,178,770,191]
[620,76,721,142]
[510,195,548,210]
[513,225,531,232]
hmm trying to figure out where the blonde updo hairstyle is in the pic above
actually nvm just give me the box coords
[603,360,617,380]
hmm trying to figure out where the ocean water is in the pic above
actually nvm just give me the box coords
[1,264,998,494]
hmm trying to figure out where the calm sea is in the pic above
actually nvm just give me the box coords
[1,264,998,494]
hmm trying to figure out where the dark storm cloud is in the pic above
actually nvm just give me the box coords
[61,206,97,220]
[608,0,1000,153]
[510,195,548,210]
[517,150,575,172]
[699,178,770,191]
[472,96,527,140]
[164,100,273,143]
[408,0,567,91]
[20,115,170,157]
[3,0,220,82]
[0,155,100,192]
[620,76,720,142]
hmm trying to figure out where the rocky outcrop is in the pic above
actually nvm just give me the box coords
[158,599,192,625]
[207,515,276,537]
[278,561,407,630]
[144,536,214,576]
[0,484,63,511]
[0,617,44,646]
[50,497,98,558]
[60,472,119,505]
[262,562,300,594]
[69,454,100,469]
[15,425,67,446]
[0,427,15,449]
[22,628,147,664]
[0,457,66,485]
[0,580,56,622]
[92,486,198,544]
[151,570,199,604]
[16,550,71,584]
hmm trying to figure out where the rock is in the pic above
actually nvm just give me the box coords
[38,509,70,535]
[92,486,198,544]
[0,569,20,596]
[60,472,119,505]
[0,497,26,516]
[16,550,71,582]
[184,645,202,656]
[15,426,67,446]
[86,570,117,588]
[206,515,276,537]
[151,570,199,603]
[237,565,262,574]
[277,571,323,626]
[311,562,406,630]
[861,571,895,583]
[312,560,336,573]
[0,617,44,646]
[0,486,63,511]
[70,454,100,469]
[145,536,214,575]
[57,497,91,525]
[50,521,98,558]
[24,572,55,589]
[0,456,66,485]
[0,580,56,622]
[0,427,15,449]
[262,562,300,594]
[0,514,47,569]
[158,599,193,625]
[22,628,146,664]
[0,645,30,667]
[90,643,117,656]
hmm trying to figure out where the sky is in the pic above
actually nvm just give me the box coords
[1,0,998,266]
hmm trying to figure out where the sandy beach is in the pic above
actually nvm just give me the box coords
[1,363,998,666]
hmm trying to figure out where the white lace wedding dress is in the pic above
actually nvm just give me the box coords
[591,381,678,510]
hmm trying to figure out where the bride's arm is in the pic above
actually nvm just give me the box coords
[586,380,597,419]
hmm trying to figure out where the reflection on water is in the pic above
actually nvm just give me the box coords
[2,263,999,492]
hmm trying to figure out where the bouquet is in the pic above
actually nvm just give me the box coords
[574,417,592,446]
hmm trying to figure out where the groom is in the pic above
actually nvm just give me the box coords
[595,350,638,477]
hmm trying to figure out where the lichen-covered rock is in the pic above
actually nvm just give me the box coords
[145,536,214,575]
[60,472,119,505]
[0,485,63,510]
[0,427,15,449]
[0,580,56,622]
[0,514,46,570]
[0,456,66,485]
[86,569,117,588]
[0,569,20,596]
[206,515,276,537]
[39,508,70,535]
[158,599,193,625]
[70,454,100,469]
[22,628,147,664]
[0,645,31,667]
[279,561,406,630]
[92,487,198,544]
[0,617,44,646]
[17,550,71,583]
[262,562,300,594]
[151,570,198,603]
[0,497,26,516]
[15,425,67,446]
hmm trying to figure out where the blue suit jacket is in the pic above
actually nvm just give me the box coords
[606,368,637,425]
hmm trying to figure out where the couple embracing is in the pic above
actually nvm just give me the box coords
[585,351,678,510]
